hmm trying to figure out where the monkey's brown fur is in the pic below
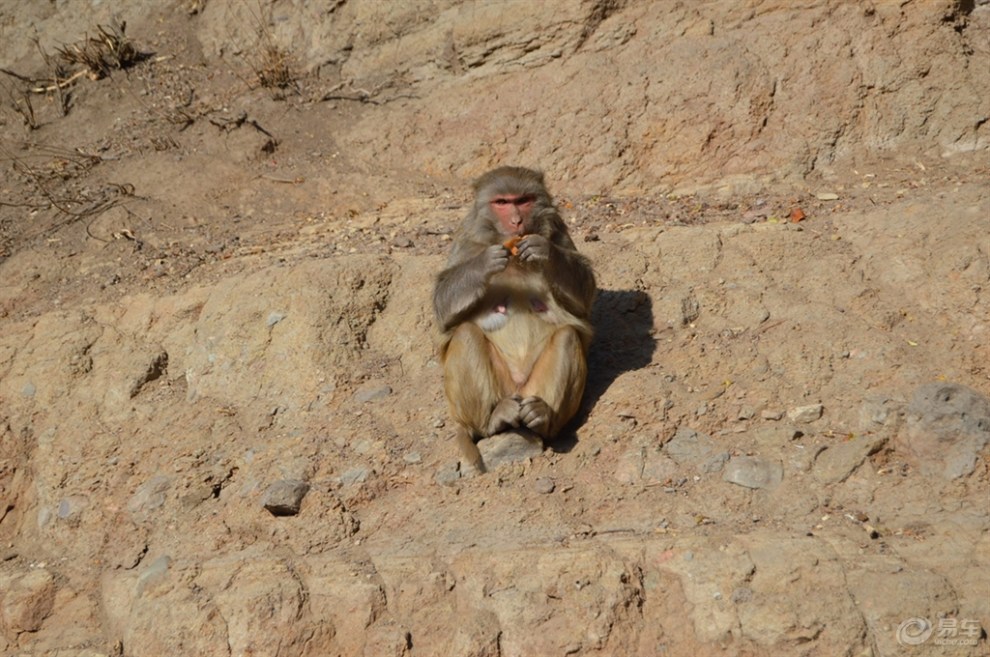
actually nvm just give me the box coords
[433,167,596,471]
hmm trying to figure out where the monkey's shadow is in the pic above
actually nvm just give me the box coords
[551,289,656,453]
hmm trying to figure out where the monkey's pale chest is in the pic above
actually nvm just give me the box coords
[473,270,560,374]
[477,295,549,332]
[476,268,556,329]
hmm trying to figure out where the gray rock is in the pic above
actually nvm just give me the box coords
[263,479,310,516]
[787,403,824,423]
[477,430,544,469]
[666,427,727,473]
[813,435,887,484]
[615,447,644,484]
[434,462,462,486]
[722,456,783,490]
[353,381,392,403]
[339,467,370,486]
[899,382,990,479]
[136,555,172,597]
[857,395,903,432]
[127,474,172,516]
[534,477,555,494]
[700,451,730,474]
[642,451,679,482]
[56,495,89,520]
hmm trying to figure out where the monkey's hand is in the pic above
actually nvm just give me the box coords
[516,234,550,263]
[519,396,552,437]
[487,395,523,435]
[482,243,511,277]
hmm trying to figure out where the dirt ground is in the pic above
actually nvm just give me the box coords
[0,2,988,656]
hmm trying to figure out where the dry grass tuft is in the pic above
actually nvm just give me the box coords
[255,44,296,91]
[56,20,141,80]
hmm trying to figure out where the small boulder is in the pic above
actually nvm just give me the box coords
[477,430,544,469]
[899,382,990,480]
[263,479,310,516]
[722,456,783,490]
[787,403,824,424]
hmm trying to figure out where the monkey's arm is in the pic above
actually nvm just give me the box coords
[517,235,596,319]
[433,243,509,331]
[547,246,596,318]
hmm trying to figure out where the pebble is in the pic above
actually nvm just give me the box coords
[266,311,287,327]
[127,474,172,515]
[353,382,392,403]
[534,477,555,494]
[760,409,784,421]
[262,479,310,516]
[813,435,887,484]
[56,496,89,520]
[722,456,783,489]
[787,403,824,424]
[815,192,840,200]
[136,555,172,597]
[339,467,370,485]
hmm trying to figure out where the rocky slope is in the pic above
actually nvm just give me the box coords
[0,2,988,656]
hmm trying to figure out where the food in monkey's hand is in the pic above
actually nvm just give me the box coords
[503,235,524,256]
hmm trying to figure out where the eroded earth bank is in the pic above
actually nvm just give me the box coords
[0,2,988,656]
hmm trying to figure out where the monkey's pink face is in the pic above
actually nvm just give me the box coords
[489,194,535,236]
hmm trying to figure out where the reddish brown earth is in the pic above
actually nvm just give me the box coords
[0,2,988,656]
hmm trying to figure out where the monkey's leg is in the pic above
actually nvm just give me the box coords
[454,426,486,474]
[442,323,516,469]
[518,325,588,437]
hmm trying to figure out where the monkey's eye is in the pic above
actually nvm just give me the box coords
[491,199,512,206]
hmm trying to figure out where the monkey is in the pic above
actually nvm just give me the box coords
[433,166,596,472]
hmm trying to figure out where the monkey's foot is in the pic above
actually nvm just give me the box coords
[477,429,545,470]
[519,396,553,437]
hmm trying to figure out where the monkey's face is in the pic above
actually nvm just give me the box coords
[489,194,536,236]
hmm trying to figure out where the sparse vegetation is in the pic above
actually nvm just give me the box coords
[253,40,297,92]
[242,5,300,98]
[1,82,37,129]
[55,20,141,80]
[0,146,133,238]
